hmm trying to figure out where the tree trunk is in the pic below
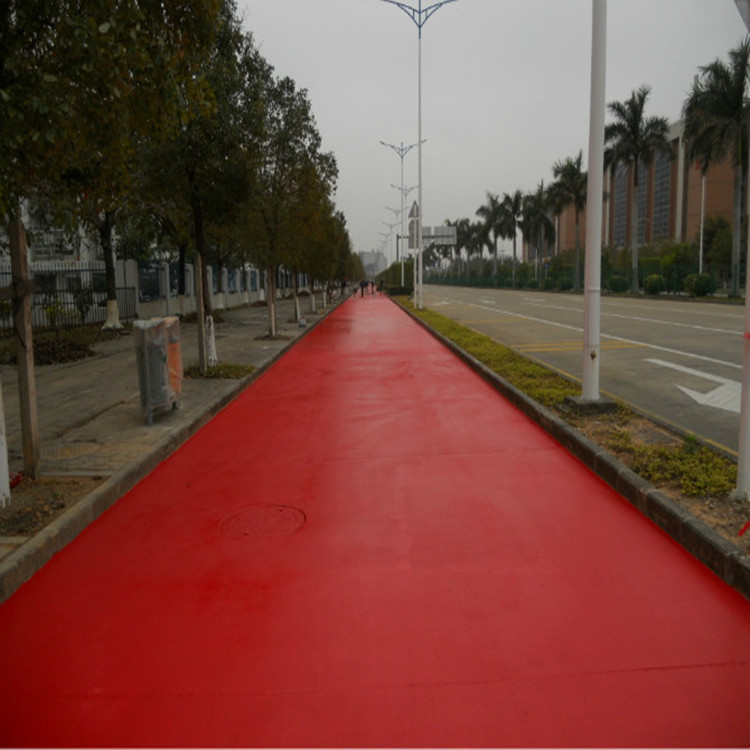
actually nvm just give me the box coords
[267,266,278,338]
[191,201,215,370]
[202,259,213,317]
[9,214,40,478]
[631,165,640,294]
[100,210,122,330]
[292,270,301,321]
[309,276,317,313]
[178,241,187,316]
[512,233,517,287]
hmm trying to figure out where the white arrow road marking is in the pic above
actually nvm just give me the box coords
[646,358,741,413]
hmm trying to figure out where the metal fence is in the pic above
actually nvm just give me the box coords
[0,267,136,336]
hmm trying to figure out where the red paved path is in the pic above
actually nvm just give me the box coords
[0,295,749,747]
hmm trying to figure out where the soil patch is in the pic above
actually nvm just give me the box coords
[569,411,750,556]
[0,476,105,537]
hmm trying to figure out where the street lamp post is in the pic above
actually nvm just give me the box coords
[391,185,416,285]
[381,140,421,288]
[732,0,750,499]
[382,220,400,265]
[382,0,457,309]
[581,0,607,403]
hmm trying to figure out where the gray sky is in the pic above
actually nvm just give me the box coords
[239,0,745,263]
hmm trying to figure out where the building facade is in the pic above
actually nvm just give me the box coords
[536,120,736,262]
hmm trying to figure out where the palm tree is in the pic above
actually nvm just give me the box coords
[476,192,503,276]
[551,151,587,291]
[499,190,523,286]
[605,85,671,293]
[446,217,472,275]
[467,221,485,275]
[521,181,555,280]
[683,39,750,298]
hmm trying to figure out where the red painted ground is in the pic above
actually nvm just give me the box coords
[0,295,749,747]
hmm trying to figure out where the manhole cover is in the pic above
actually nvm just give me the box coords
[220,505,306,540]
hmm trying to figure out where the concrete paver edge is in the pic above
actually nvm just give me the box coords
[0,303,339,604]
[396,298,750,601]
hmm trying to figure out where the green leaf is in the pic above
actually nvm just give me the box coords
[98,22,110,34]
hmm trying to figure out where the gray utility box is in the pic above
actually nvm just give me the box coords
[134,317,183,425]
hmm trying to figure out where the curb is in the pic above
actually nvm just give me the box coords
[0,302,339,604]
[397,299,750,601]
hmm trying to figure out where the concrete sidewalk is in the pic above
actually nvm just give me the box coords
[0,295,337,598]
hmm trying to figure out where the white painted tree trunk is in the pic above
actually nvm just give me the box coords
[102,299,123,330]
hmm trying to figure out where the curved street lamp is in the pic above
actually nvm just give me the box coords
[381,141,421,286]
[382,0,458,308]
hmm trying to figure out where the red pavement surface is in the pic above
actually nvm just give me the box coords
[0,295,749,747]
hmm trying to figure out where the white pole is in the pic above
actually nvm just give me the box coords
[581,0,607,401]
[732,120,750,498]
[401,145,406,286]
[732,1,750,500]
[417,25,424,309]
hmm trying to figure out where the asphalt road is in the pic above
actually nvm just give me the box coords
[424,285,746,455]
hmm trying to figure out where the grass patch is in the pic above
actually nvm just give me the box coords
[0,325,130,365]
[407,301,579,408]
[185,362,255,379]
[604,428,736,497]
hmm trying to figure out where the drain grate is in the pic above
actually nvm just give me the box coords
[219,504,306,540]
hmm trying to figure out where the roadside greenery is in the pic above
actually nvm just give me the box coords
[429,39,750,299]
[399,298,736,499]
[1,0,359,345]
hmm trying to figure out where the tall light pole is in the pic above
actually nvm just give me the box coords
[732,0,750,499]
[382,220,399,265]
[382,0,457,309]
[391,185,416,284]
[381,140,421,287]
[581,0,607,403]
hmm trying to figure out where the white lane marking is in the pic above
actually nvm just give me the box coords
[646,358,741,413]
[449,299,742,371]
[513,298,742,337]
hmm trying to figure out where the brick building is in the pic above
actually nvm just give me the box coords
[529,120,736,262]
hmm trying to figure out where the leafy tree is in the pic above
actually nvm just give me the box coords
[245,73,337,337]
[142,0,267,366]
[551,151,587,291]
[605,85,672,293]
[683,39,750,298]
[702,215,732,282]
[1,0,221,327]
[287,157,341,319]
